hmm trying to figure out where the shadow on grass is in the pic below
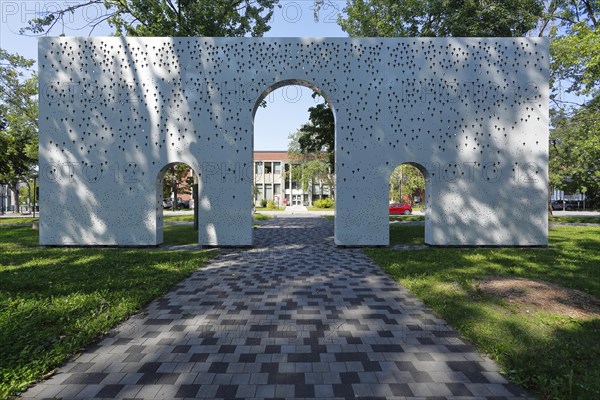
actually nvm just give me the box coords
[366,225,600,399]
[389,224,425,245]
[0,225,214,398]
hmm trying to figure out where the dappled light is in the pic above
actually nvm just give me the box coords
[39,37,548,247]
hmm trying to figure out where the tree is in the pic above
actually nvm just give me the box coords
[0,49,38,213]
[337,0,544,37]
[295,99,335,171]
[547,1,599,206]
[390,164,425,205]
[549,1,599,96]
[162,163,193,210]
[288,129,334,204]
[22,0,278,37]
[550,96,600,206]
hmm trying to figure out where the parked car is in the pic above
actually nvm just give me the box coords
[389,203,412,215]
[551,200,581,211]
[162,198,173,208]
[176,197,190,208]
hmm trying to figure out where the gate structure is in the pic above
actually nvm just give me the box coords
[38,37,549,246]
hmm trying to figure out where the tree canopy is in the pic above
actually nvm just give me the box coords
[287,129,334,202]
[547,1,599,205]
[295,101,335,171]
[22,0,278,37]
[550,98,600,200]
[337,0,544,37]
[0,49,38,210]
[549,1,599,96]
[390,164,426,205]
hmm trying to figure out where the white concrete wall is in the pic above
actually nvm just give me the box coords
[39,37,548,246]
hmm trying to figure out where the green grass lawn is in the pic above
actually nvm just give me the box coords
[366,225,600,399]
[324,215,424,223]
[0,218,39,225]
[0,224,215,399]
[163,214,194,223]
[389,224,425,245]
[306,206,335,211]
[550,215,600,224]
[389,215,425,222]
[255,206,285,211]
[164,214,269,223]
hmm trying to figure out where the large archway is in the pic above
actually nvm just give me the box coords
[156,162,198,245]
[39,37,549,247]
[252,79,337,215]
[388,162,430,245]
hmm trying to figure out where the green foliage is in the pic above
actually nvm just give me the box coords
[288,129,334,200]
[22,0,278,37]
[549,96,600,207]
[551,22,600,95]
[313,197,334,208]
[366,225,600,399]
[296,102,335,170]
[389,164,425,204]
[337,0,544,37]
[0,225,215,398]
[266,200,276,209]
[162,163,193,198]
[548,2,600,206]
[0,49,38,210]
[260,198,268,207]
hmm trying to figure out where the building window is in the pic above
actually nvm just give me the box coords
[264,162,272,174]
[265,184,273,199]
[256,184,264,200]
[273,162,281,174]
[255,162,263,174]
[274,183,281,196]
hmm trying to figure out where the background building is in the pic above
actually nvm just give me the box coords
[253,151,332,207]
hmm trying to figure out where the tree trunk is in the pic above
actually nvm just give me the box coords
[193,182,199,231]
[172,165,178,211]
[9,181,20,213]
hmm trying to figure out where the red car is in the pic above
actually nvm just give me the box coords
[389,203,412,215]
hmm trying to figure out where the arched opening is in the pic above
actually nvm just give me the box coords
[252,79,336,216]
[156,162,199,245]
[388,162,430,246]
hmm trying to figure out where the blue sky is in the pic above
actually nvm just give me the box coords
[0,0,348,151]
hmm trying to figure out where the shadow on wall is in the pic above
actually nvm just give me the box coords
[39,37,548,247]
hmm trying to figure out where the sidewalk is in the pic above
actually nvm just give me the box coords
[21,217,531,399]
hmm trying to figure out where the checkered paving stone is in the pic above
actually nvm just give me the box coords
[21,216,532,399]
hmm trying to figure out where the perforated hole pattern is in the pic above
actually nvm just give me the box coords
[38,37,549,246]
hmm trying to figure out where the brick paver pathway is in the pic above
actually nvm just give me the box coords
[22,217,531,399]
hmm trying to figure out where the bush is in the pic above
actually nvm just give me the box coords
[314,198,334,208]
[266,200,276,209]
[260,198,267,207]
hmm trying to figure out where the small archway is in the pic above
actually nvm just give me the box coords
[156,162,199,245]
[388,162,430,245]
[252,79,337,216]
